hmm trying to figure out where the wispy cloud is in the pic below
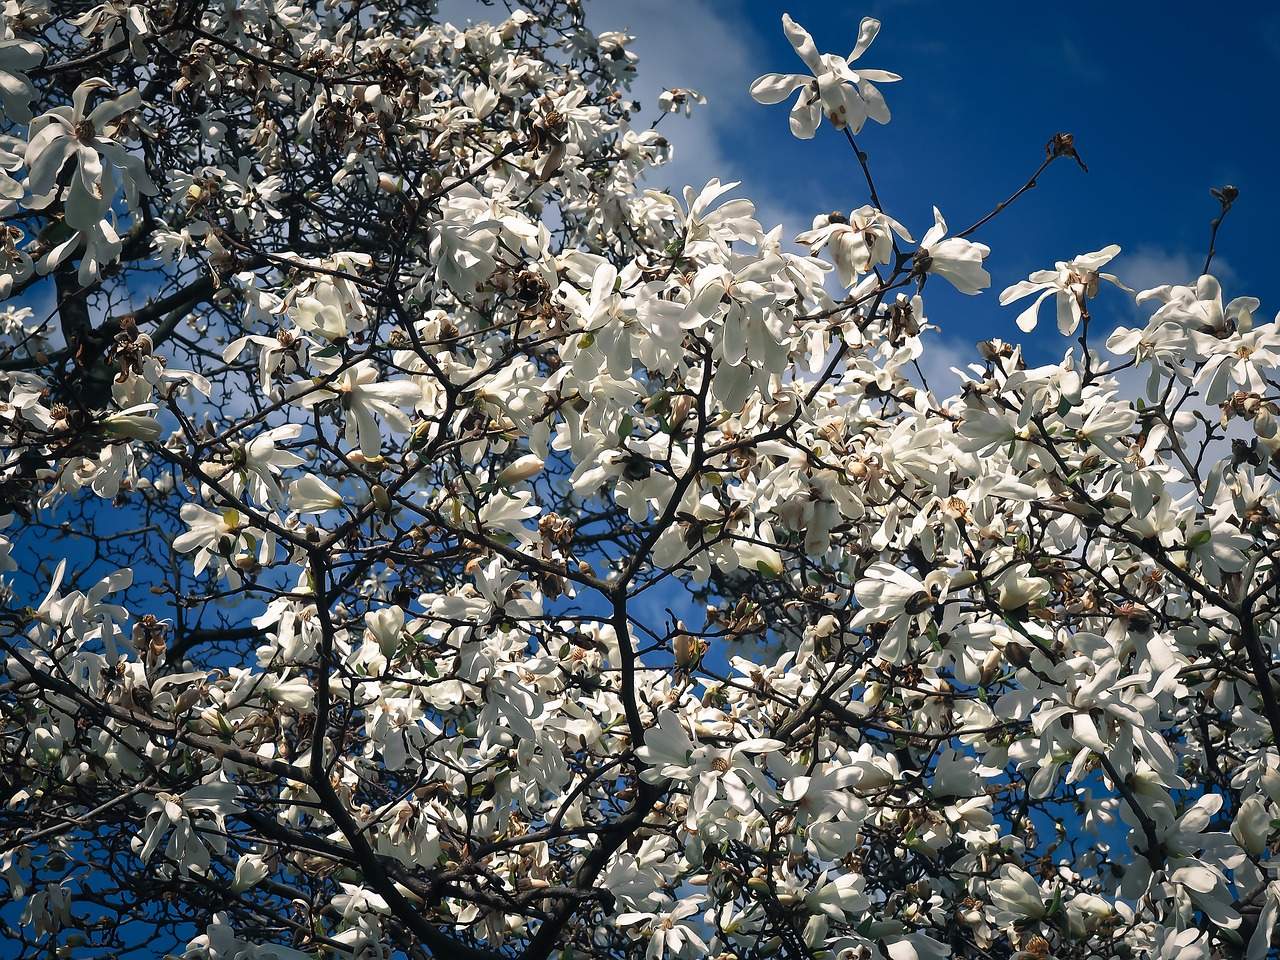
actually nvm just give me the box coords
[911,333,981,402]
[1260,15,1280,64]
[1056,38,1108,86]
[1114,246,1247,329]
[1119,246,1216,294]
[586,0,814,236]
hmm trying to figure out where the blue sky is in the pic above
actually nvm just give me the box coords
[588,0,1280,373]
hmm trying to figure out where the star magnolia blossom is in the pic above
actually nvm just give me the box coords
[915,207,991,295]
[1,6,1278,960]
[999,243,1130,335]
[794,205,913,288]
[26,79,157,230]
[750,14,900,138]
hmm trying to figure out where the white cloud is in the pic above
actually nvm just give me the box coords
[584,0,814,236]
[1108,246,1251,335]
[911,333,980,403]
[1118,246,1236,298]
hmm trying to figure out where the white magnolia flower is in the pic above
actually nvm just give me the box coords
[986,864,1047,927]
[0,222,33,297]
[172,504,272,583]
[851,562,950,663]
[804,870,870,923]
[1136,273,1258,341]
[999,244,1129,335]
[1195,322,1280,404]
[750,14,900,139]
[223,329,309,400]
[993,563,1051,610]
[36,208,126,284]
[795,205,913,287]
[477,488,540,545]
[657,87,706,117]
[291,360,420,459]
[1231,794,1275,855]
[0,38,43,123]
[734,533,784,578]
[496,454,544,486]
[286,257,369,342]
[1147,928,1211,960]
[636,712,783,826]
[915,207,990,295]
[1065,893,1115,938]
[229,853,270,893]
[134,778,242,873]
[219,155,285,233]
[290,291,348,341]
[71,2,153,62]
[616,897,707,960]
[203,423,303,506]
[26,79,157,230]
[173,505,240,572]
[263,674,313,710]
[679,179,760,257]
[185,914,315,960]
[101,404,162,441]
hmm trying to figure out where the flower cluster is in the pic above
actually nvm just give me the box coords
[0,6,1276,960]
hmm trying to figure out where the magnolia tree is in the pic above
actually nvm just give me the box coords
[0,1,1278,959]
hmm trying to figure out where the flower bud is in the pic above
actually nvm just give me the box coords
[1004,642,1032,669]
[497,455,544,486]
[103,412,163,441]
[673,629,700,668]
[366,606,406,660]
[231,854,270,893]
[668,393,692,431]
[289,475,344,513]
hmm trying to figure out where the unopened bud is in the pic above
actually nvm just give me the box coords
[497,455,544,486]
[103,412,163,441]
[1004,643,1032,669]
[672,629,700,668]
[668,393,692,430]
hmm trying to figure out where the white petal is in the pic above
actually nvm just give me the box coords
[849,17,882,60]
[781,14,823,74]
[749,73,808,105]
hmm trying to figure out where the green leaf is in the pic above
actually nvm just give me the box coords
[1187,529,1212,549]
[1045,886,1063,917]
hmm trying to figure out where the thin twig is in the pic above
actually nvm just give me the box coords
[1203,184,1239,276]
